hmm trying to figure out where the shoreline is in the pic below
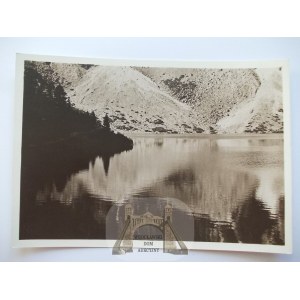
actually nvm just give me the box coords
[124,132,284,139]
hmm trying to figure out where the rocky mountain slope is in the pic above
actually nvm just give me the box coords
[137,66,283,133]
[28,61,284,134]
[65,65,205,133]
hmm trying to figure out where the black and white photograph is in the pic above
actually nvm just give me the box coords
[13,54,291,253]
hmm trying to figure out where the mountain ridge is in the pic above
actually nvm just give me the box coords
[28,61,284,134]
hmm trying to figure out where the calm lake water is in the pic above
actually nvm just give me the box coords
[21,135,285,245]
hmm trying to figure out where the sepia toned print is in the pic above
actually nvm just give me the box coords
[13,54,291,253]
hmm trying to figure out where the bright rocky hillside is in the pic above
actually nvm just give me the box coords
[27,61,284,134]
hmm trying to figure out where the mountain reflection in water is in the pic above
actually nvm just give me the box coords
[21,136,285,245]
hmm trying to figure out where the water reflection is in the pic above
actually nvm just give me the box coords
[232,191,284,244]
[101,154,112,176]
[21,136,285,245]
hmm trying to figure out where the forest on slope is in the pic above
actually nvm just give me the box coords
[22,61,133,151]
